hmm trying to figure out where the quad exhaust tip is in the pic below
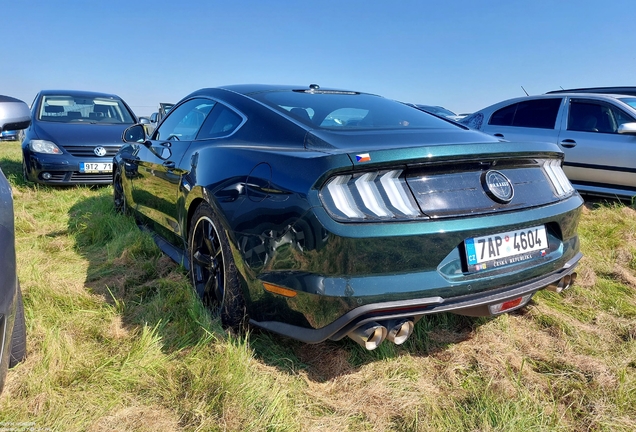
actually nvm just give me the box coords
[348,319,415,350]
[547,272,578,293]
[348,322,387,350]
[386,319,414,345]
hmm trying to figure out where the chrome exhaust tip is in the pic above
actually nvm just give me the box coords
[547,272,578,293]
[562,274,572,290]
[385,319,414,345]
[347,322,387,350]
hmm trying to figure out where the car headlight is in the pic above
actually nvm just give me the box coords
[29,140,63,154]
[320,169,421,221]
[541,159,574,197]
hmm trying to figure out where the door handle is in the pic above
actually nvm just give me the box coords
[163,161,175,169]
[493,133,504,138]
[560,139,577,148]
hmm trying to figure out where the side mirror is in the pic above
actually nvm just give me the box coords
[150,112,159,123]
[0,95,31,132]
[617,122,636,135]
[138,117,151,125]
[122,124,147,143]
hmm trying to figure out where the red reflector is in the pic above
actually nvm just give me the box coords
[500,297,523,311]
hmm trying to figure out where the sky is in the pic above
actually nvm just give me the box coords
[4,0,636,116]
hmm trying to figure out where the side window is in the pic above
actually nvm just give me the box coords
[567,100,633,134]
[614,106,635,128]
[155,98,215,141]
[490,99,561,129]
[490,103,516,126]
[196,104,243,139]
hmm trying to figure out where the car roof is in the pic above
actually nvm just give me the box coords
[509,92,632,100]
[37,89,124,99]
[216,84,367,96]
[547,86,636,96]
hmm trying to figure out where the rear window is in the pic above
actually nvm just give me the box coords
[250,90,458,130]
[489,98,561,129]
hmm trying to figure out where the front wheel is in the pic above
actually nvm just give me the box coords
[113,167,128,215]
[22,159,32,184]
[189,202,246,331]
[9,284,26,368]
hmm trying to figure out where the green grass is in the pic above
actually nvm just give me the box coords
[1,141,635,431]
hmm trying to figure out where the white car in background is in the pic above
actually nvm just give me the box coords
[405,103,466,122]
[461,93,636,199]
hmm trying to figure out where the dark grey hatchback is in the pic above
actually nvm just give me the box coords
[22,90,137,185]
[0,95,28,393]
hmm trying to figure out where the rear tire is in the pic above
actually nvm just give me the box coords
[189,202,246,331]
[9,285,26,368]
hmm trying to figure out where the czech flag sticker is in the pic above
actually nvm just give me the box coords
[356,153,371,162]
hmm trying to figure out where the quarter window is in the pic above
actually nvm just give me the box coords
[489,99,561,129]
[196,104,243,139]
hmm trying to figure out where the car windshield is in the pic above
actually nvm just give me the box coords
[252,90,459,130]
[618,98,636,111]
[37,94,135,124]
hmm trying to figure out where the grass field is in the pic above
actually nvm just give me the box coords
[0,140,634,431]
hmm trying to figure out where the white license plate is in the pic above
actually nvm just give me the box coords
[465,225,549,271]
[80,162,112,173]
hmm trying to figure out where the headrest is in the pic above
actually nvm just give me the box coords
[45,105,64,113]
[93,105,109,113]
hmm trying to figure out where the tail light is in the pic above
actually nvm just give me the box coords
[542,159,574,197]
[320,169,421,221]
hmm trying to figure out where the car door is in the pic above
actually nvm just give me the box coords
[131,98,216,241]
[557,97,636,191]
[480,97,564,144]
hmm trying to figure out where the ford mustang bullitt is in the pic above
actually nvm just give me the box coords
[114,84,583,349]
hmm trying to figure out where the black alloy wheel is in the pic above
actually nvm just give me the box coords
[189,202,246,330]
[113,168,128,215]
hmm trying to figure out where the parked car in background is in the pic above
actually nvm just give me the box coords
[115,84,583,350]
[0,129,23,142]
[143,103,174,136]
[547,86,636,97]
[0,95,29,393]
[405,103,465,121]
[461,93,636,199]
[22,90,138,185]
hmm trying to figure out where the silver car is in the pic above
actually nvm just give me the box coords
[461,93,636,199]
[0,95,29,393]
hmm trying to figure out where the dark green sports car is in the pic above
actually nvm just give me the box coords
[114,84,583,349]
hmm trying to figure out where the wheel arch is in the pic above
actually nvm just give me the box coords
[183,185,230,243]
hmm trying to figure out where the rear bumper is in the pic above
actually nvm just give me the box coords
[250,252,582,343]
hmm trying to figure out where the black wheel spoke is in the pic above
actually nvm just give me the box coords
[204,224,216,251]
[193,249,212,267]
